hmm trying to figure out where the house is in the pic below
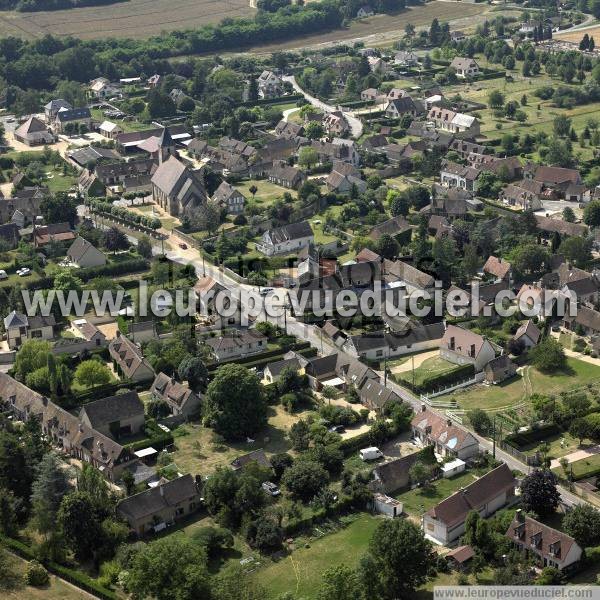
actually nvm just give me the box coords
[484,354,517,384]
[372,493,403,518]
[266,161,306,189]
[430,187,469,218]
[323,111,349,136]
[275,120,304,139]
[212,181,246,215]
[440,161,480,191]
[412,406,480,460]
[4,311,55,349]
[79,391,145,440]
[70,145,121,169]
[311,139,360,166]
[150,372,202,418]
[356,5,374,17]
[109,331,155,382]
[440,324,496,371]
[369,216,412,242]
[151,156,207,217]
[343,322,446,361]
[326,162,366,195]
[88,77,120,100]
[563,305,600,336]
[361,88,381,102]
[513,319,541,348]
[263,353,308,384]
[72,319,107,347]
[0,222,21,249]
[44,99,72,124]
[257,70,284,99]
[427,108,480,137]
[231,449,272,472]
[383,259,435,294]
[257,221,314,256]
[394,50,419,67]
[532,165,582,194]
[34,222,76,247]
[362,133,389,152]
[370,452,428,494]
[66,237,106,268]
[53,107,93,134]
[358,378,402,413]
[535,215,588,238]
[564,183,590,203]
[450,57,480,79]
[303,351,378,392]
[500,181,543,211]
[506,511,583,572]
[14,117,55,146]
[204,329,267,362]
[482,255,512,283]
[422,463,516,544]
[0,373,137,482]
[385,97,419,119]
[450,30,466,42]
[117,474,201,536]
[194,276,241,328]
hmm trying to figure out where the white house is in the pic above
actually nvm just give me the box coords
[67,237,107,268]
[4,311,55,349]
[422,464,516,544]
[450,57,480,79]
[256,221,314,256]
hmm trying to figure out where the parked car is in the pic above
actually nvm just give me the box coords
[329,424,345,434]
[359,447,383,461]
[179,243,187,249]
[259,287,274,296]
[262,481,280,496]
[0,270,8,280]
[17,268,31,277]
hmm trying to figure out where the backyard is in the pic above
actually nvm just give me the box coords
[393,355,462,388]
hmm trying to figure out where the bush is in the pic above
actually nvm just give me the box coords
[25,560,49,587]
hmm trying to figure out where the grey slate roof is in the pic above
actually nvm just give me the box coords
[79,391,144,429]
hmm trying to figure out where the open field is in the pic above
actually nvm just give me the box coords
[0,0,254,40]
[555,452,600,480]
[235,180,288,208]
[450,358,600,412]
[394,356,461,387]
[556,24,600,44]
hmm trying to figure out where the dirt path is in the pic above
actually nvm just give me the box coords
[550,444,600,469]
[390,350,438,375]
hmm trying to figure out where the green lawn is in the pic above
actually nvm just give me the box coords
[450,357,600,412]
[555,453,600,480]
[252,514,381,599]
[394,356,461,388]
[235,180,289,208]
[395,471,480,516]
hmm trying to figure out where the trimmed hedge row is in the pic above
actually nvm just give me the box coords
[504,423,561,450]
[397,363,475,394]
[239,94,303,107]
[125,430,174,453]
[205,341,311,371]
[0,535,118,600]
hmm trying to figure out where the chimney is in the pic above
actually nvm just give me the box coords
[421,403,427,412]
[159,482,165,497]
[116,330,121,338]
[516,508,524,522]
[447,418,452,427]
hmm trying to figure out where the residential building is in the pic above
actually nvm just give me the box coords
[513,320,541,348]
[88,77,120,100]
[231,449,272,472]
[4,311,55,349]
[385,97,419,119]
[563,305,600,336]
[482,255,512,282]
[109,331,155,382]
[439,324,496,371]
[257,221,314,256]
[506,511,583,572]
[422,464,516,544]
[150,372,202,418]
[194,276,241,328]
[440,161,480,191]
[52,107,93,134]
[44,99,72,124]
[383,259,435,294]
[412,406,479,461]
[484,355,517,384]
[204,329,267,362]
[326,162,366,195]
[79,391,145,440]
[34,222,76,247]
[370,452,428,494]
[323,111,349,136]
[257,70,284,98]
[532,165,582,194]
[14,117,55,146]
[72,319,107,347]
[450,57,480,78]
[263,353,308,385]
[212,181,246,215]
[266,161,306,189]
[275,120,305,139]
[394,50,419,67]
[67,237,106,268]
[117,474,201,536]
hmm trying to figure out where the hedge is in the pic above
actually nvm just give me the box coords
[396,363,475,394]
[0,535,118,600]
[205,341,311,371]
[125,430,174,453]
[503,423,560,450]
[239,94,303,107]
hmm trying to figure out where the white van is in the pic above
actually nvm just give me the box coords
[0,270,7,280]
[359,447,383,461]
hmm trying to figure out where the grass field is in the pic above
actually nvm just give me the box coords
[0,0,254,40]
[556,25,600,44]
[556,453,600,480]
[450,357,600,412]
[235,180,288,208]
[394,356,460,387]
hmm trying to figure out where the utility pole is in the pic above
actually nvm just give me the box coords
[384,351,388,388]
[412,354,415,389]
[492,416,496,460]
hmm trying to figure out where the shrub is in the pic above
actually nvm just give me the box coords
[25,561,49,587]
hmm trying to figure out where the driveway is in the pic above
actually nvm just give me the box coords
[282,74,364,138]
[390,350,438,374]
[550,444,600,469]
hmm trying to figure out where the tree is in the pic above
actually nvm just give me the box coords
[298,146,318,170]
[521,469,560,517]
[530,338,566,372]
[58,491,103,561]
[289,419,310,451]
[569,417,591,446]
[205,364,267,440]
[488,89,505,110]
[40,192,77,227]
[559,236,592,268]
[584,200,600,227]
[137,235,153,259]
[54,268,83,293]
[31,452,71,535]
[74,359,112,388]
[562,206,576,223]
[125,535,211,600]
[192,201,221,234]
[317,565,361,600]
[248,184,258,200]
[281,459,328,502]
[277,366,304,395]
[359,519,434,599]
[178,355,209,393]
[103,226,129,254]
[251,517,283,553]
[13,340,51,382]
[305,121,324,140]
[409,461,431,488]
[375,233,399,260]
[468,408,493,436]
[563,504,600,547]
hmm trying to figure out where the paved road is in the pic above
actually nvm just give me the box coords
[282,75,364,139]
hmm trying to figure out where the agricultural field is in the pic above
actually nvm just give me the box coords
[556,24,600,44]
[0,0,254,40]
